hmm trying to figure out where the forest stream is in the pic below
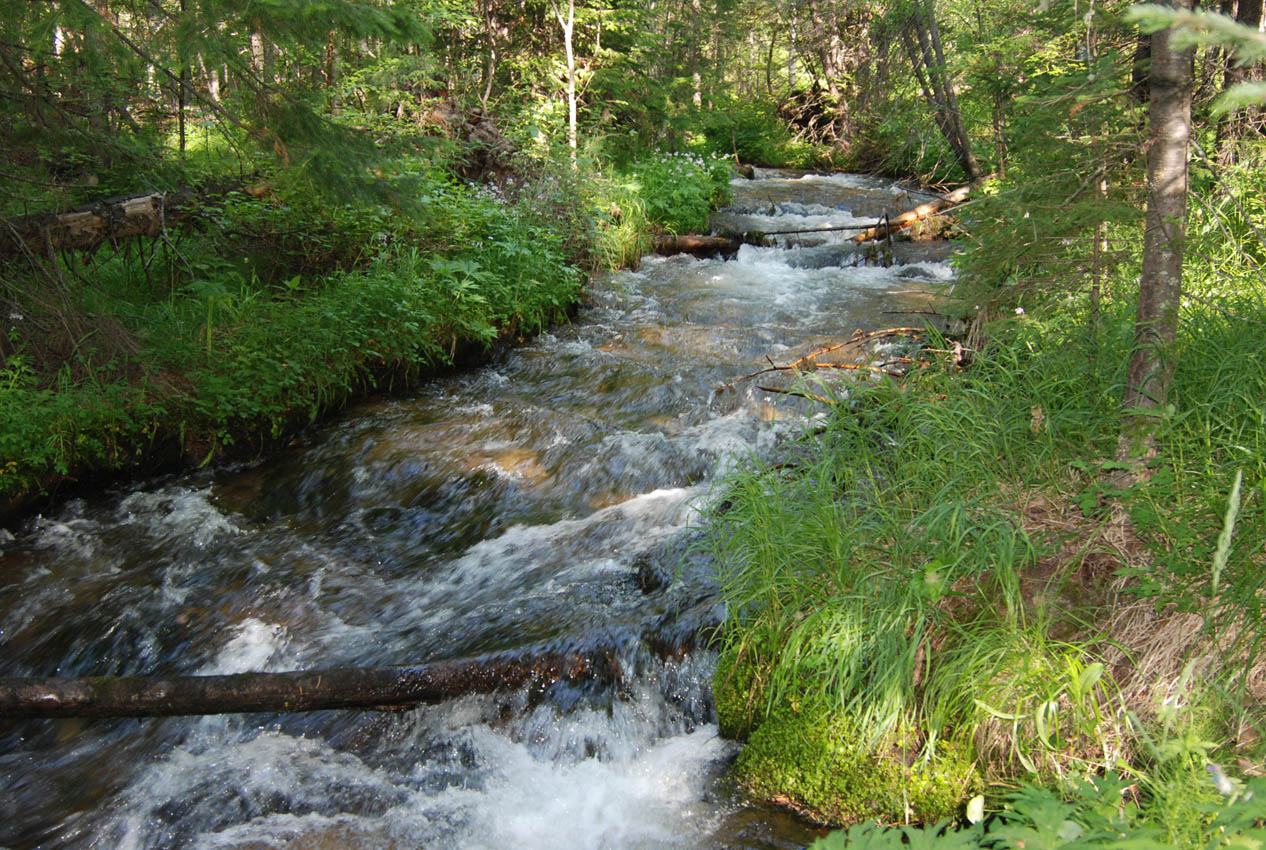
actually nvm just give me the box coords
[0,170,955,850]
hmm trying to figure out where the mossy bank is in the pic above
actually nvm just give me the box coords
[704,284,1266,837]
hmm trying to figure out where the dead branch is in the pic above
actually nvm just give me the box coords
[720,327,925,391]
[850,179,984,243]
[757,385,839,405]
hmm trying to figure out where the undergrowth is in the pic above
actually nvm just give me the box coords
[0,129,735,510]
[708,264,1266,834]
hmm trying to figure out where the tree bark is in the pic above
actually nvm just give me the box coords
[900,0,982,182]
[0,648,614,719]
[1117,0,1194,470]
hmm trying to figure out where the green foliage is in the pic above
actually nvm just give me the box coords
[714,645,769,740]
[699,99,830,168]
[0,147,598,500]
[620,151,734,234]
[710,282,1266,820]
[810,769,1266,850]
[1128,5,1266,115]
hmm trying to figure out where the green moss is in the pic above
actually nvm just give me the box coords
[733,704,980,826]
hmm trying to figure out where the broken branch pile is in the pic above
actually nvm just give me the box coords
[719,327,927,402]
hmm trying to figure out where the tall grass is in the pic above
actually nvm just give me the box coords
[708,275,1266,824]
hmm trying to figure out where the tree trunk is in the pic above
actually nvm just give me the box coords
[550,0,579,166]
[1217,0,1265,162]
[1117,0,1194,471]
[900,0,982,182]
[0,648,615,719]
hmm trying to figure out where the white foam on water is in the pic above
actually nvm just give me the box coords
[555,338,596,356]
[199,618,290,674]
[463,726,734,850]
[28,516,105,561]
[164,726,735,850]
[118,487,242,548]
[85,653,735,850]
[794,171,895,191]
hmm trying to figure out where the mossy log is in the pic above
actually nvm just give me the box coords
[0,648,612,719]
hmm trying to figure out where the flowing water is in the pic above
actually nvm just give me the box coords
[0,171,955,850]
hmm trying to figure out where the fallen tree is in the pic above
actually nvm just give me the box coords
[850,181,980,243]
[1,189,199,258]
[654,181,982,257]
[0,182,264,259]
[653,233,744,258]
[0,647,613,719]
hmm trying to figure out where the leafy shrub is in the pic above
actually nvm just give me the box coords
[620,151,734,233]
[700,100,830,168]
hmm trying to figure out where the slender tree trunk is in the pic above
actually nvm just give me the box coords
[1117,0,1194,472]
[900,0,982,181]
[550,0,578,166]
[1217,0,1264,162]
[765,19,778,96]
[177,0,189,157]
[198,54,220,103]
[787,3,797,91]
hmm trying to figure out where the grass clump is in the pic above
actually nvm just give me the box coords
[707,269,1266,828]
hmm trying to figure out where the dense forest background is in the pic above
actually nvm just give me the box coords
[3,0,1266,842]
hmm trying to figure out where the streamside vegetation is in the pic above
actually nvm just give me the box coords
[704,3,1266,846]
[4,0,1266,842]
[0,0,739,515]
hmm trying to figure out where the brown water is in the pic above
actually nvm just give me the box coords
[0,170,954,850]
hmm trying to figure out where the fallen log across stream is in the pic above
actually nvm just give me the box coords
[652,180,983,258]
[0,647,618,719]
[849,180,981,242]
[653,233,744,258]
